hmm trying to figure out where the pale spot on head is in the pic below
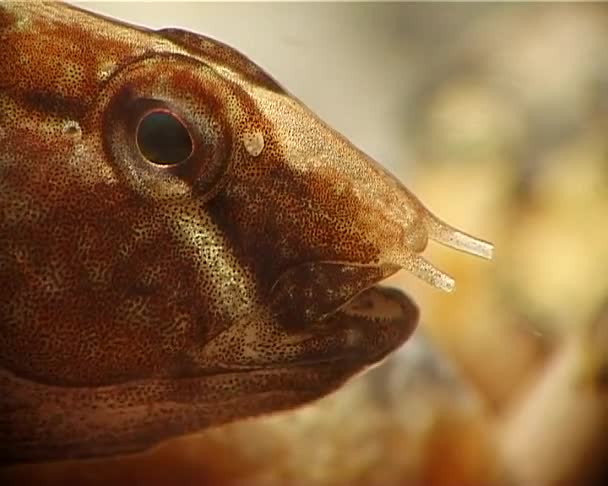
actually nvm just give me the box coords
[63,120,81,138]
[97,61,117,82]
[242,131,264,157]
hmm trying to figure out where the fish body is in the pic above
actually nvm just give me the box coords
[0,1,492,463]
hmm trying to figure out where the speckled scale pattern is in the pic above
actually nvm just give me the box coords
[0,1,492,464]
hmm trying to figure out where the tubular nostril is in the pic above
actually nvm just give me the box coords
[424,212,494,260]
[394,253,456,293]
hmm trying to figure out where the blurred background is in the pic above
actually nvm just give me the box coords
[9,2,608,485]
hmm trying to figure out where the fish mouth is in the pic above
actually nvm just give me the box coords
[255,262,420,374]
[282,283,419,369]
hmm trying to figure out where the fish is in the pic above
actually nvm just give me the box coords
[0,1,493,464]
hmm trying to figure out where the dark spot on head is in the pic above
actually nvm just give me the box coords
[22,91,87,119]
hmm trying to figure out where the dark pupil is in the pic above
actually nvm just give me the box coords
[137,111,193,165]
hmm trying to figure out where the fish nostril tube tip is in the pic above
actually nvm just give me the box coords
[425,215,494,261]
[455,233,494,260]
[393,253,456,293]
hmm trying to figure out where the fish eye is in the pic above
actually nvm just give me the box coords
[136,110,193,165]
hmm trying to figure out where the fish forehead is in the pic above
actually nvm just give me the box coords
[0,2,282,122]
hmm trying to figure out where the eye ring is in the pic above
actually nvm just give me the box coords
[100,54,234,202]
[136,109,194,166]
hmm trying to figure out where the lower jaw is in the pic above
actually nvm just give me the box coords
[282,285,420,372]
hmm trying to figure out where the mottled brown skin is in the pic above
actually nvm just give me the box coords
[0,2,493,465]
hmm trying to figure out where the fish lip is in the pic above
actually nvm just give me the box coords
[302,284,419,367]
[269,260,402,329]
